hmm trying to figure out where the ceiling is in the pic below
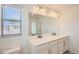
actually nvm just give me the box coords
[41,4,79,12]
[9,4,79,13]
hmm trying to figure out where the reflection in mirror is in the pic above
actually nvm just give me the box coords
[29,12,59,36]
[31,22,37,35]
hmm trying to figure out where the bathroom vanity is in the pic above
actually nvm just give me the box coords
[29,33,69,54]
[29,12,69,54]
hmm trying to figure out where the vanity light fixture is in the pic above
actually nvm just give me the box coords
[32,6,59,19]
[32,6,47,15]
[49,9,59,18]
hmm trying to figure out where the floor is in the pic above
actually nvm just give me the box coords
[64,51,74,54]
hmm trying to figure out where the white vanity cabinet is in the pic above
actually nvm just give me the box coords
[29,34,69,54]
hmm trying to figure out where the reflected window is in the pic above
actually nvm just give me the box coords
[32,22,37,35]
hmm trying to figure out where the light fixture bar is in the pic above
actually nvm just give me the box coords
[31,5,59,19]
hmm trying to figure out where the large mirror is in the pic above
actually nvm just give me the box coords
[29,12,59,36]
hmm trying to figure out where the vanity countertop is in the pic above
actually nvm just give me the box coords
[29,33,69,46]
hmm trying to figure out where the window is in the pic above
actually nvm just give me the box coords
[2,5,21,36]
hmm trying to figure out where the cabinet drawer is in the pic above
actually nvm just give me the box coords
[50,40,57,46]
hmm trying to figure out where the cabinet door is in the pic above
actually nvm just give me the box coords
[64,39,69,52]
[51,44,58,54]
[58,39,64,54]
[34,43,49,54]
[58,42,64,54]
[50,41,58,54]
[35,48,49,54]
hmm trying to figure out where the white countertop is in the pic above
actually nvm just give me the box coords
[29,33,69,46]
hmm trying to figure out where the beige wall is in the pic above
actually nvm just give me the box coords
[59,6,79,53]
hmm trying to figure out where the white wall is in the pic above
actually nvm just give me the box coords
[0,4,33,53]
[59,6,79,53]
